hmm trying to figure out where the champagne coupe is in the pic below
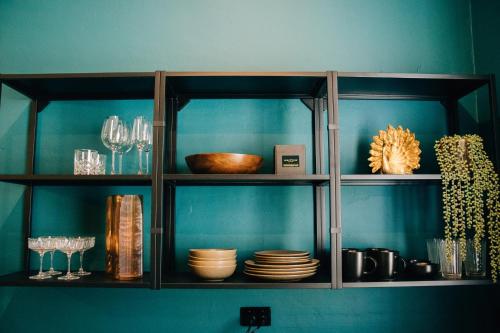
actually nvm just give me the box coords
[41,236,62,276]
[132,116,152,175]
[117,121,133,175]
[56,237,84,280]
[101,116,122,175]
[27,238,51,280]
[75,237,95,276]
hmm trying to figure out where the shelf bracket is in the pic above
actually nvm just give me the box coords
[153,121,166,127]
[330,227,342,234]
[300,98,314,112]
[177,97,190,112]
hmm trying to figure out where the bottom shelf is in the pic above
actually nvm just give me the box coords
[342,278,492,288]
[0,271,151,288]
[161,271,332,289]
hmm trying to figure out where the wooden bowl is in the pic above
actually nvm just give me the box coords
[185,153,263,174]
[189,248,237,259]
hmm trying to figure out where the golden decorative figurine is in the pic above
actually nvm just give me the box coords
[368,125,421,174]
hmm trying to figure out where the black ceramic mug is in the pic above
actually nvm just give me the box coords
[365,248,406,281]
[342,248,377,282]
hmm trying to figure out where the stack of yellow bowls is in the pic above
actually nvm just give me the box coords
[188,249,237,281]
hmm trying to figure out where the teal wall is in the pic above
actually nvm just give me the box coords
[0,1,498,332]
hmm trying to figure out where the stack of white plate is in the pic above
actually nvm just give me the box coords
[188,249,237,281]
[244,250,319,282]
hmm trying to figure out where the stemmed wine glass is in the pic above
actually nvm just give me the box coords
[56,237,85,280]
[132,116,152,175]
[101,116,122,175]
[75,237,95,276]
[117,121,133,175]
[27,238,51,280]
[41,236,62,276]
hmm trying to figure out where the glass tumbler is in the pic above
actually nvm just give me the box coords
[438,239,462,279]
[74,149,98,175]
[465,239,487,278]
[94,154,107,175]
[426,238,441,264]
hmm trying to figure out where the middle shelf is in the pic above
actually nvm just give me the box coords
[163,174,330,185]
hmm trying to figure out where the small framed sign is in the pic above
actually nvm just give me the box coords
[274,145,306,175]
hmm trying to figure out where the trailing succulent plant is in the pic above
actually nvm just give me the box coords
[434,134,500,282]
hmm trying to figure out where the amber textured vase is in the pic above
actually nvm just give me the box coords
[105,195,143,280]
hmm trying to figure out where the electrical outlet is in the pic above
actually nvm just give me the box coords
[240,307,271,327]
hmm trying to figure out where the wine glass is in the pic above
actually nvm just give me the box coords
[132,116,152,175]
[27,238,51,280]
[40,236,62,276]
[56,237,84,280]
[101,116,122,175]
[117,121,133,175]
[143,122,153,174]
[75,237,95,276]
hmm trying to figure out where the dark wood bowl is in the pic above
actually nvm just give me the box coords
[185,153,264,174]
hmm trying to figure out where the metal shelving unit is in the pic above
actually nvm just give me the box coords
[0,71,497,289]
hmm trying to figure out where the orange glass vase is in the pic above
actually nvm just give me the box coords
[105,195,143,280]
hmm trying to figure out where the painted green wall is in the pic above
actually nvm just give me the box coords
[0,1,498,332]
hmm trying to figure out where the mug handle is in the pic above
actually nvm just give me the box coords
[363,256,377,275]
[394,256,407,275]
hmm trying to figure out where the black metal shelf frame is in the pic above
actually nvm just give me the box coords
[0,71,498,289]
[160,71,334,289]
[0,72,162,289]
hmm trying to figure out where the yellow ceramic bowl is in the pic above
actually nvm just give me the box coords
[189,249,237,259]
[188,258,237,266]
[188,263,237,281]
[189,254,236,261]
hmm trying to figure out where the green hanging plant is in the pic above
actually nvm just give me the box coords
[434,134,500,282]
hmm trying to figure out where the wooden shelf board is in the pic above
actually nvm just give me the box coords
[0,271,151,288]
[161,271,332,289]
[343,278,492,288]
[341,174,441,185]
[164,174,330,185]
[338,72,489,100]
[0,72,156,100]
[0,175,151,186]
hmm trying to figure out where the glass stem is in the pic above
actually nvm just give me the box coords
[111,151,116,175]
[138,149,143,175]
[79,251,85,271]
[119,154,123,175]
[66,253,72,276]
[145,151,149,174]
[38,251,45,275]
[50,251,55,270]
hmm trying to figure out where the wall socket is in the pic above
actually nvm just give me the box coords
[240,307,271,327]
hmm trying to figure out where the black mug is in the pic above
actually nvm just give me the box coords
[342,248,377,282]
[365,248,406,281]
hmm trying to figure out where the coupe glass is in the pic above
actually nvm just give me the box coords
[101,116,122,175]
[56,237,85,280]
[75,237,95,276]
[27,238,51,280]
[132,116,152,175]
[117,121,133,175]
[41,236,62,276]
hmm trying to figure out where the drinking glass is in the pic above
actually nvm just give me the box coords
[101,116,122,175]
[465,239,487,277]
[27,238,51,280]
[75,237,95,276]
[74,149,98,175]
[41,236,62,276]
[437,239,462,279]
[132,116,152,175]
[117,121,133,175]
[426,238,441,264]
[56,237,85,280]
[94,154,107,175]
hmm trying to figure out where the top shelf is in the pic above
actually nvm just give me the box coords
[0,72,156,100]
[164,72,327,99]
[338,72,490,101]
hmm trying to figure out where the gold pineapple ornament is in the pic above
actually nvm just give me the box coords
[368,125,421,174]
